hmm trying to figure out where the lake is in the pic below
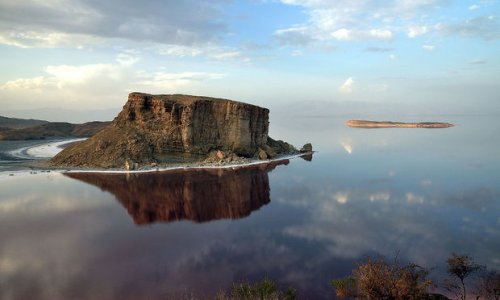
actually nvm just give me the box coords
[0,115,499,299]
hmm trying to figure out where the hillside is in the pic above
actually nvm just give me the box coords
[0,121,110,140]
[0,115,49,129]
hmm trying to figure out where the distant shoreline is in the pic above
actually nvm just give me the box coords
[346,120,454,128]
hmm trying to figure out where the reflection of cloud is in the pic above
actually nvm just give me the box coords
[333,192,349,204]
[339,77,354,94]
[406,192,424,204]
[340,138,353,154]
[420,179,433,187]
[369,192,391,202]
[276,176,500,271]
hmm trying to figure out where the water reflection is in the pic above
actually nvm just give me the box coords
[64,160,290,225]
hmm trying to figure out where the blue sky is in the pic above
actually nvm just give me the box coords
[0,0,499,121]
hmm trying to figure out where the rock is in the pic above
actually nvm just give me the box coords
[267,137,297,155]
[263,145,277,159]
[51,93,301,169]
[216,150,225,160]
[256,148,267,160]
[300,143,313,153]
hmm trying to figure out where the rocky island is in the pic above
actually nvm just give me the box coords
[347,120,454,128]
[51,93,309,169]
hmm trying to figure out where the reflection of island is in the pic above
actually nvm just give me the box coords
[347,120,454,128]
[64,160,289,225]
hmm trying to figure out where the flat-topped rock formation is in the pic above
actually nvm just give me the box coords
[347,120,454,128]
[51,93,305,169]
[64,160,288,224]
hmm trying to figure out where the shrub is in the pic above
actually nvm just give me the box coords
[332,256,433,300]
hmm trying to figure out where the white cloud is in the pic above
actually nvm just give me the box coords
[156,45,204,57]
[135,72,225,91]
[116,51,140,66]
[0,64,123,91]
[0,30,101,48]
[369,29,393,40]
[408,25,428,38]
[468,4,480,10]
[276,0,442,45]
[339,77,354,93]
[331,28,351,40]
[0,61,224,111]
[422,44,435,50]
[156,45,250,63]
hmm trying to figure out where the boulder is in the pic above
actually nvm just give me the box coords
[300,143,313,153]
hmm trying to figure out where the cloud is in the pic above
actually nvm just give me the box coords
[468,59,487,65]
[135,72,225,91]
[422,44,435,50]
[156,45,251,63]
[339,77,354,94]
[468,4,480,10]
[276,0,442,45]
[408,25,428,38]
[364,47,394,52]
[0,0,227,48]
[115,51,140,66]
[0,63,123,91]
[0,59,224,110]
[274,26,314,46]
[435,16,500,40]
[369,29,393,40]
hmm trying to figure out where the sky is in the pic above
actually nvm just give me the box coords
[0,0,499,121]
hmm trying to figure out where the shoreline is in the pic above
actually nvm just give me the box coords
[7,138,87,160]
[0,153,311,179]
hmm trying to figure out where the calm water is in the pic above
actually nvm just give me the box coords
[0,115,499,299]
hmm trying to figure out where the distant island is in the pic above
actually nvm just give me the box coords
[346,120,454,128]
[51,93,311,170]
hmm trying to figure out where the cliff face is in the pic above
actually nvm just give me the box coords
[64,160,288,224]
[51,93,276,168]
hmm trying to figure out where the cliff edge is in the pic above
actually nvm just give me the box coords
[51,93,302,169]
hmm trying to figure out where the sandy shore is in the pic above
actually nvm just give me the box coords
[8,138,87,159]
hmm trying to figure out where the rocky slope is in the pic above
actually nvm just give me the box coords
[65,160,287,224]
[51,93,302,169]
[347,120,454,128]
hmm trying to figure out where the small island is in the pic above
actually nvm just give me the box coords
[346,120,454,128]
[50,93,311,170]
